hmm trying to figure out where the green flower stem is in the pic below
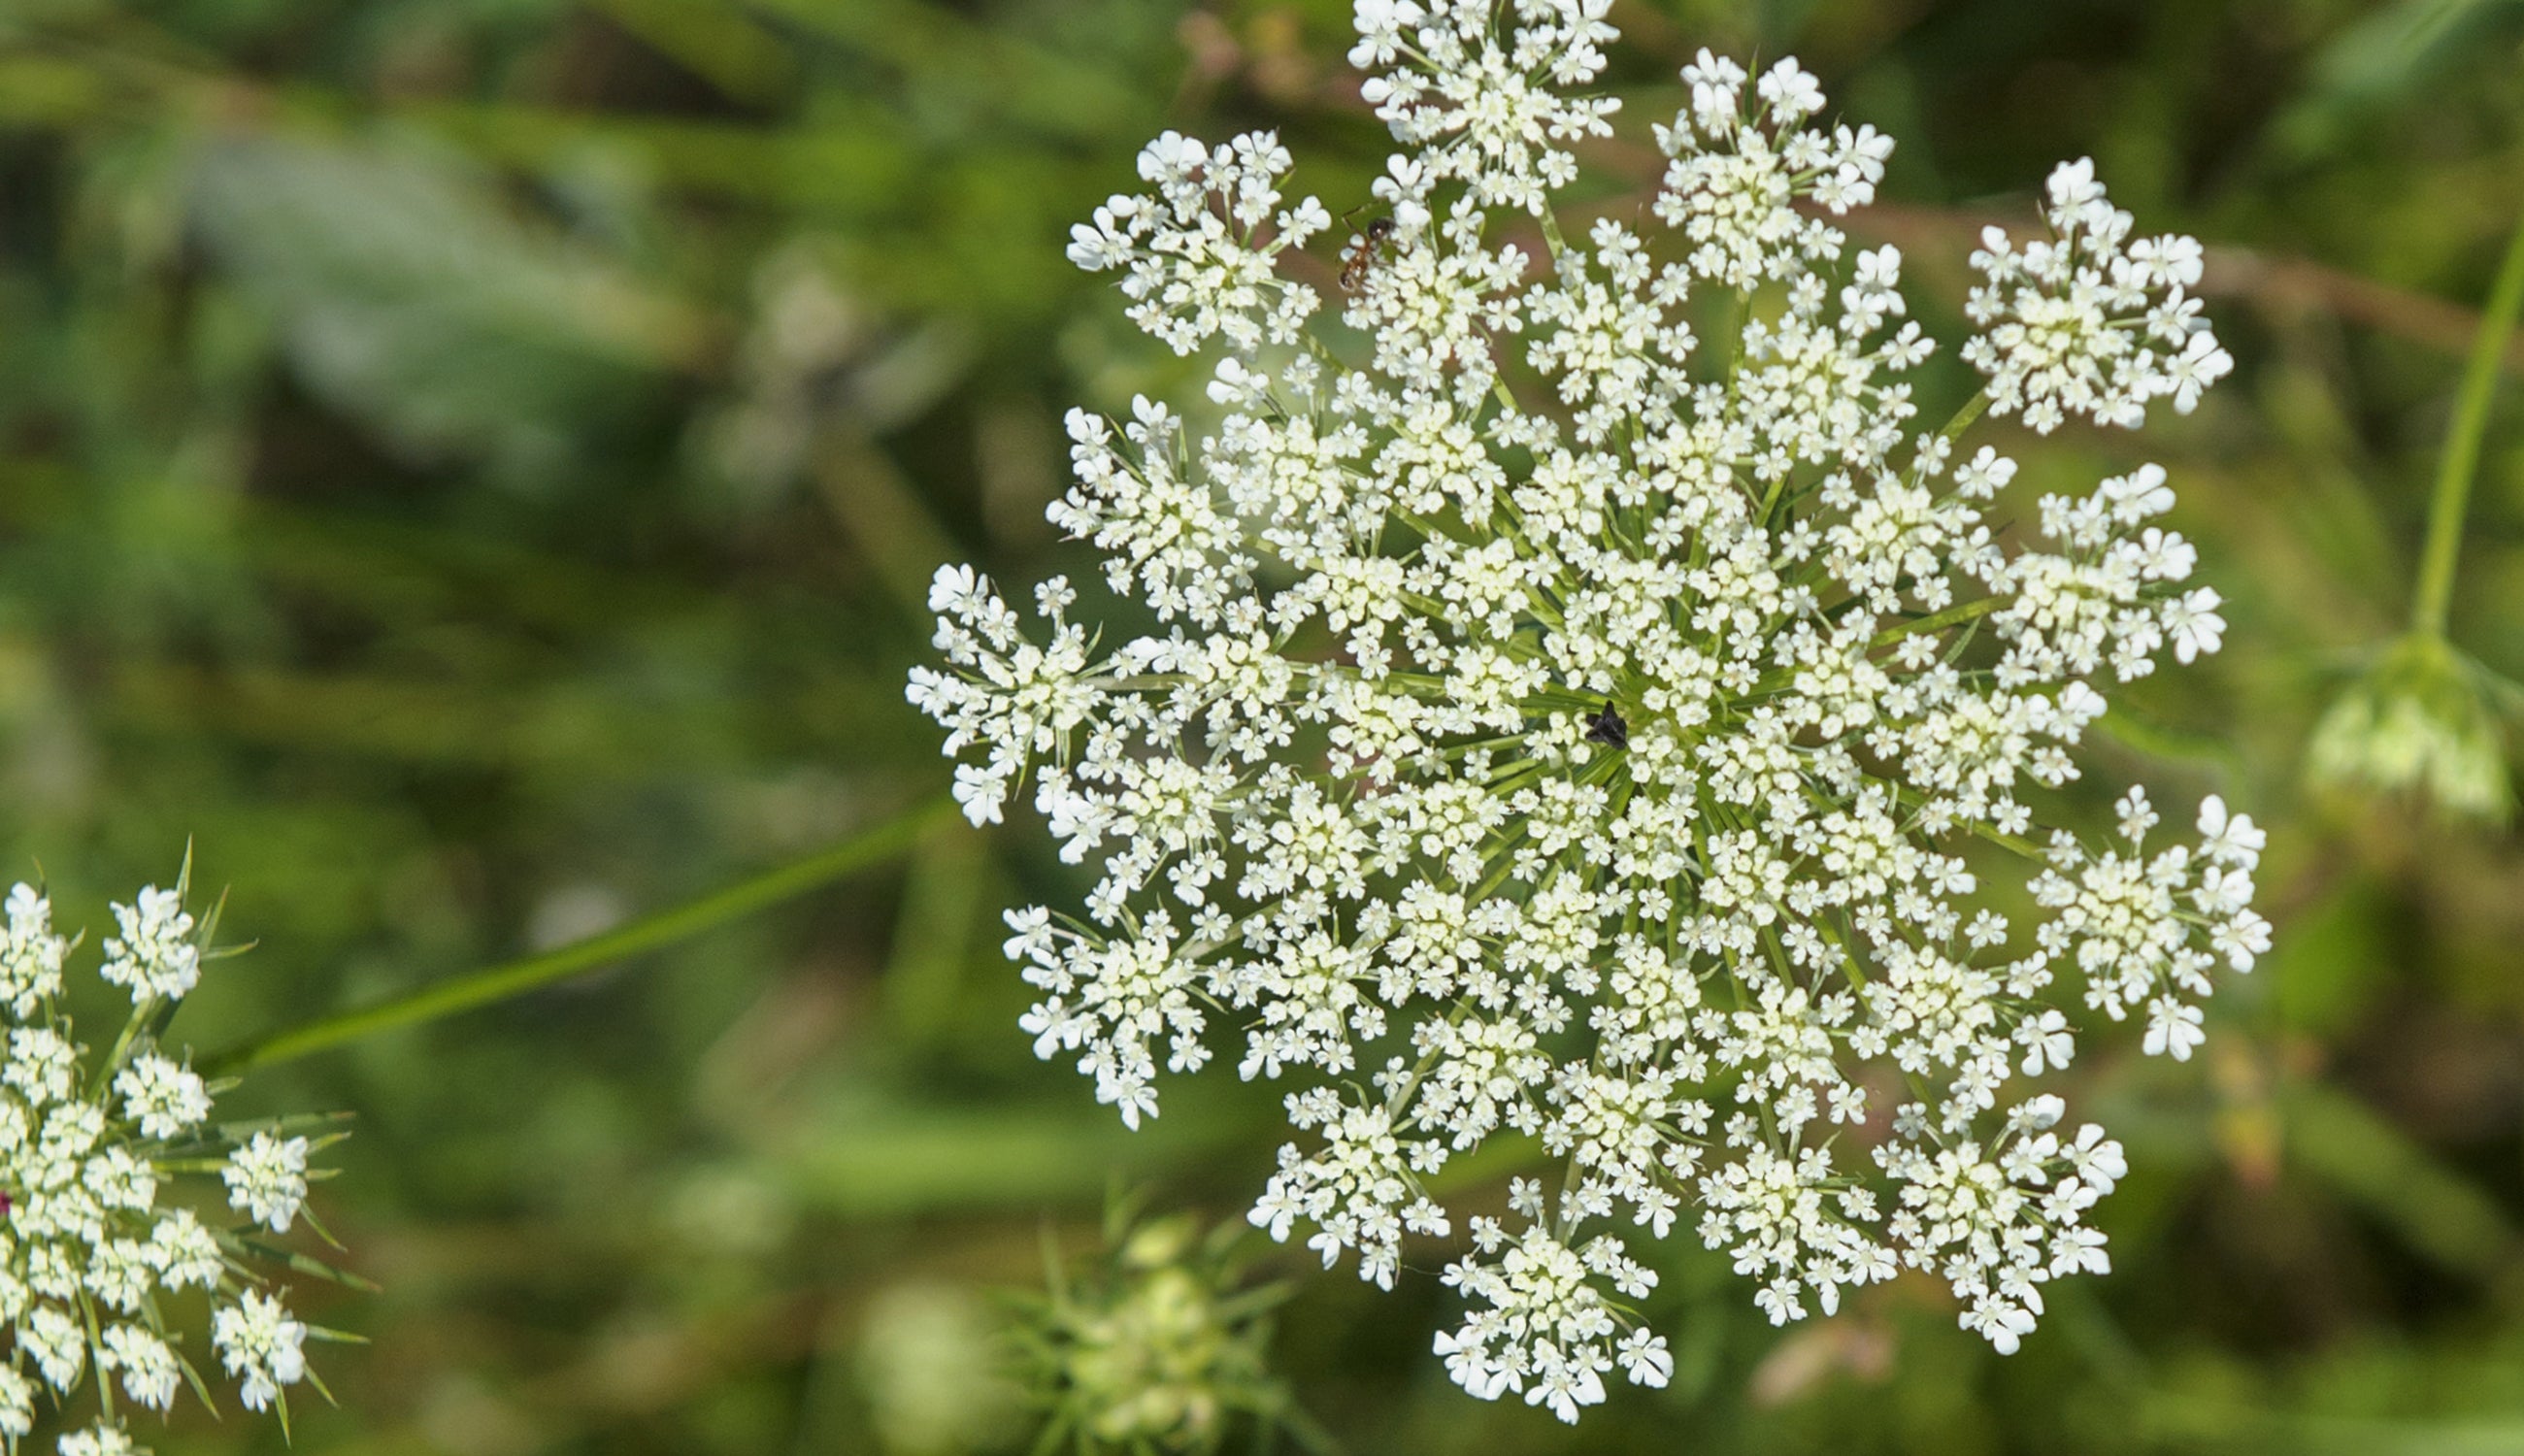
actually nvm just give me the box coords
[1535,203,1569,264]
[2412,207,2524,639]
[1873,594,2005,645]
[207,796,957,1075]
[1938,388,1991,444]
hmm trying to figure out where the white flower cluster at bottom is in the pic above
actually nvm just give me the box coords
[0,875,341,1450]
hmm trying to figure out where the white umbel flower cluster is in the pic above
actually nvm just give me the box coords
[911,1,2266,1421]
[0,871,348,1449]
[1963,158,2233,434]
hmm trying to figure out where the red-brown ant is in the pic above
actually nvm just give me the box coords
[1338,210,1396,293]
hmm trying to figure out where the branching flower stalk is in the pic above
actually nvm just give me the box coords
[0,857,360,1453]
[2308,205,2524,821]
[910,0,2264,1422]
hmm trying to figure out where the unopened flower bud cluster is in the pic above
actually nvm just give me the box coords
[912,0,2265,1422]
[0,876,344,1451]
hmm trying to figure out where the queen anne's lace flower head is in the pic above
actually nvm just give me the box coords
[0,868,352,1448]
[912,1,2263,1421]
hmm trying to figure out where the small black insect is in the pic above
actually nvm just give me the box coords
[1583,702,1628,749]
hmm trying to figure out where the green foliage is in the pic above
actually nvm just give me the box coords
[0,1,2517,1453]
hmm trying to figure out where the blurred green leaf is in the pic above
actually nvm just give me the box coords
[188,135,715,480]
[2285,1080,2518,1278]
[2270,0,2524,163]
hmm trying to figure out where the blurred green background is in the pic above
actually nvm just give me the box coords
[1,0,2522,1451]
